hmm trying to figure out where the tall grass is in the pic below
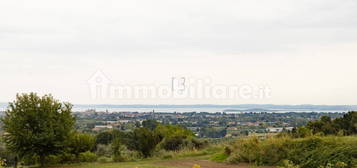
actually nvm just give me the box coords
[153,143,224,160]
[227,136,357,168]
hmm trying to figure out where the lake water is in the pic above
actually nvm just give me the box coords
[0,103,351,113]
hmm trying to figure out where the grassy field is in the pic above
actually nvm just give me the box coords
[48,147,273,168]
[52,160,174,168]
[50,157,273,168]
[48,149,211,168]
[26,136,357,168]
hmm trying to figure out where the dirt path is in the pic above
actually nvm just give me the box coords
[156,159,275,168]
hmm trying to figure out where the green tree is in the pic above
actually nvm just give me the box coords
[292,126,312,138]
[199,127,227,138]
[111,138,124,162]
[1,93,75,167]
[142,120,159,130]
[95,130,125,145]
[68,132,95,156]
[125,128,160,157]
[95,131,113,145]
[154,125,195,151]
[161,136,186,151]
[306,111,356,136]
[333,111,357,135]
[155,125,194,138]
[307,120,324,134]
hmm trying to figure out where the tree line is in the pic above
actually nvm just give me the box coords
[288,111,356,138]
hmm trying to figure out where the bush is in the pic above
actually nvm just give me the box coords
[228,136,262,164]
[120,146,142,161]
[191,139,208,149]
[111,138,124,162]
[155,125,194,138]
[227,136,357,168]
[160,137,207,152]
[285,137,356,168]
[96,144,112,157]
[22,155,39,166]
[29,151,88,164]
[161,153,174,159]
[211,153,229,162]
[97,156,111,163]
[111,138,142,162]
[277,160,300,168]
[78,151,97,162]
[112,155,125,162]
[44,155,61,165]
[125,128,161,157]
[162,136,186,151]
[0,144,17,167]
[95,131,113,145]
[36,152,76,164]
[68,133,95,156]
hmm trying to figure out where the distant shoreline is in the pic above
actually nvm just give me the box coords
[1,103,356,113]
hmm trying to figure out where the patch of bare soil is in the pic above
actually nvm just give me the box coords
[156,159,275,168]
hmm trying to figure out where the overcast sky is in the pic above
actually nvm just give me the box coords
[1,0,357,105]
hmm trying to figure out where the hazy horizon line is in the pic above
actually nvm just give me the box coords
[1,102,356,107]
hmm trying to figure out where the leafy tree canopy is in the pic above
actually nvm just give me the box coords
[1,93,75,166]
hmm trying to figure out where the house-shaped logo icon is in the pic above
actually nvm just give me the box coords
[87,70,111,99]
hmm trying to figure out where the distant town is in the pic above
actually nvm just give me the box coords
[74,109,346,138]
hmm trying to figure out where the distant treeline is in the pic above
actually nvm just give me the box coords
[71,104,357,111]
[289,111,356,137]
